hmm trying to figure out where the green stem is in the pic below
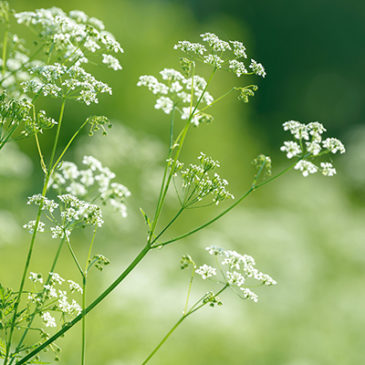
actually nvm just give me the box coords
[198,87,235,114]
[183,268,195,315]
[9,238,66,364]
[142,285,228,364]
[50,117,89,176]
[81,228,97,365]
[81,276,86,365]
[2,25,9,77]
[48,100,65,171]
[16,243,152,365]
[141,315,187,365]
[149,69,216,241]
[0,123,18,150]
[4,101,67,365]
[151,207,185,247]
[159,160,298,247]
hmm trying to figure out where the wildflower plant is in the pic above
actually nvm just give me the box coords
[0,2,346,365]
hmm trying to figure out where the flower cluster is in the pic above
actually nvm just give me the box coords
[280,121,345,177]
[137,69,214,126]
[28,271,82,328]
[4,7,124,104]
[0,93,57,139]
[51,155,131,218]
[174,32,266,78]
[23,64,112,105]
[171,152,234,207]
[195,246,277,302]
[15,7,123,66]
[25,193,103,238]
[57,194,104,228]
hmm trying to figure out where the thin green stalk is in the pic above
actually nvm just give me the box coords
[10,238,66,364]
[34,133,47,174]
[158,160,298,247]
[16,243,152,365]
[66,239,84,277]
[198,87,235,114]
[48,100,65,171]
[149,108,176,241]
[81,228,97,365]
[50,117,89,176]
[151,206,185,247]
[142,285,228,364]
[141,315,186,365]
[183,269,195,315]
[2,24,9,77]
[81,275,86,365]
[0,123,18,150]
[4,101,67,365]
[149,69,216,241]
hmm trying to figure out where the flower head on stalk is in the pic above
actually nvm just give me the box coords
[169,153,234,207]
[182,246,276,305]
[280,121,345,177]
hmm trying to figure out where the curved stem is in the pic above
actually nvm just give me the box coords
[159,160,298,247]
[16,243,152,365]
[149,69,216,242]
[9,237,66,364]
[142,285,228,364]
[151,207,185,247]
[4,101,67,364]
[142,315,186,365]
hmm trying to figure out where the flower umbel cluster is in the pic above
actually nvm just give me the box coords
[28,271,82,327]
[280,121,345,177]
[51,155,131,217]
[15,7,123,65]
[174,32,266,78]
[195,246,277,302]
[138,69,214,126]
[170,152,234,207]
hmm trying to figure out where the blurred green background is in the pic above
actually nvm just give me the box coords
[1,0,365,364]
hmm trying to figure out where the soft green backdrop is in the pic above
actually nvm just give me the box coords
[1,0,364,364]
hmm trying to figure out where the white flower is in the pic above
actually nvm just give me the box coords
[229,60,248,77]
[249,59,266,77]
[203,54,224,69]
[44,284,58,298]
[50,272,65,285]
[201,33,231,52]
[154,96,174,114]
[50,226,71,241]
[160,68,184,81]
[280,141,302,159]
[61,161,79,180]
[294,160,318,177]
[29,272,43,284]
[206,246,225,256]
[42,312,56,327]
[68,280,83,293]
[102,54,122,71]
[27,194,59,213]
[306,141,321,156]
[173,41,207,55]
[230,40,247,58]
[226,271,245,287]
[23,220,45,233]
[321,162,336,176]
[282,121,309,140]
[195,264,217,280]
[240,288,258,302]
[322,138,346,154]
